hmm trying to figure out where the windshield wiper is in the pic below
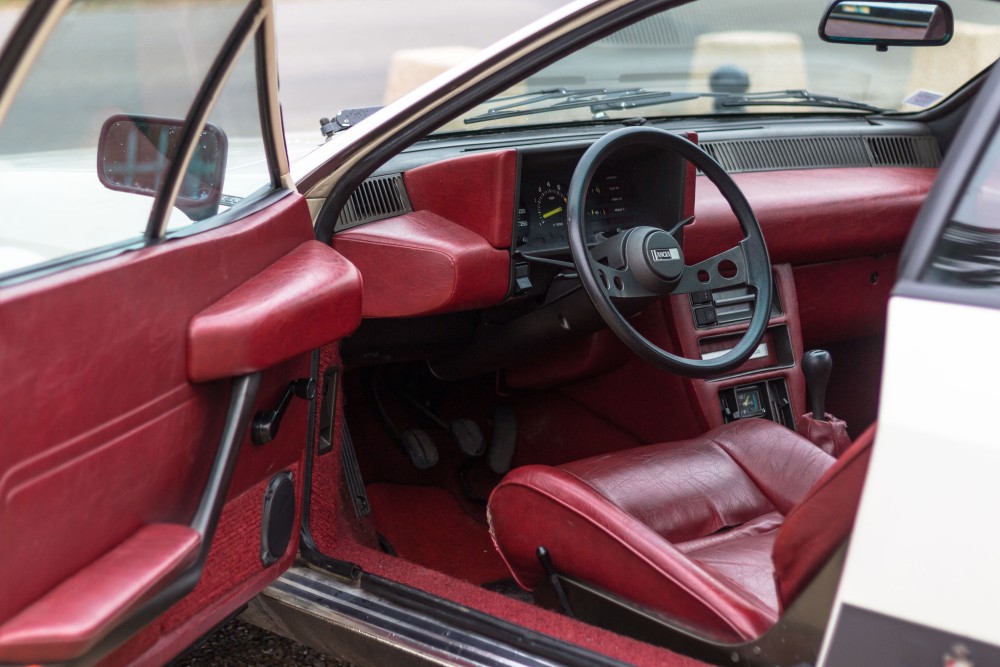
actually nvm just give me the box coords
[463,87,886,124]
[716,90,886,113]
[463,88,700,124]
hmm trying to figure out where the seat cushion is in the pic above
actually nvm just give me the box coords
[488,419,834,642]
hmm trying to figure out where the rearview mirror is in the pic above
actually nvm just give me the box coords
[819,0,953,49]
[98,115,228,220]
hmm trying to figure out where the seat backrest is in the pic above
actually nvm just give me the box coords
[772,423,876,607]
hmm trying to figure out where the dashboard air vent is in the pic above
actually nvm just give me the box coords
[700,135,941,174]
[865,135,941,167]
[336,174,411,229]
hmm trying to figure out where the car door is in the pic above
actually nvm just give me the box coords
[819,60,1000,664]
[0,1,361,664]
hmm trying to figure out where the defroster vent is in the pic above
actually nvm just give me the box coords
[336,174,411,230]
[700,135,941,173]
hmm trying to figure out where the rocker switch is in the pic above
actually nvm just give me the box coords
[695,306,717,326]
[514,263,532,292]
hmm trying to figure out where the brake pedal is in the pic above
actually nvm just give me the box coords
[451,418,485,457]
[401,429,439,469]
[487,405,517,474]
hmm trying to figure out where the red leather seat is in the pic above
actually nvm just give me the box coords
[488,419,874,642]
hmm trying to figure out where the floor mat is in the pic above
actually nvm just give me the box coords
[366,483,512,585]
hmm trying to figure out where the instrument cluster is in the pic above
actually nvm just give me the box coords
[515,167,638,251]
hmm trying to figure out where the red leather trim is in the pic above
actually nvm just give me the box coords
[489,420,832,642]
[106,465,304,666]
[333,210,510,317]
[0,524,199,663]
[773,423,875,607]
[404,150,517,249]
[688,168,936,265]
[187,241,362,382]
[490,467,778,642]
[796,412,852,458]
[0,194,311,637]
[794,254,897,348]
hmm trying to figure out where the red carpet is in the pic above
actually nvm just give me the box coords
[366,483,512,585]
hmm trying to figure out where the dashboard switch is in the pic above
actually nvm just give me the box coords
[692,290,712,305]
[695,306,717,326]
[514,264,532,292]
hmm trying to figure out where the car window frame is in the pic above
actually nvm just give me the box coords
[896,58,1000,308]
[0,0,291,287]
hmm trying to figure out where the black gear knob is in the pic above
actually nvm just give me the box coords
[801,349,832,421]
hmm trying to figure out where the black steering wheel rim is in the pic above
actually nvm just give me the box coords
[566,126,772,379]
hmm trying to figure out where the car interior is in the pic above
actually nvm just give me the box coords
[1,0,997,665]
[286,2,995,664]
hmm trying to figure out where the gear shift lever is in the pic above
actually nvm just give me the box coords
[801,349,832,422]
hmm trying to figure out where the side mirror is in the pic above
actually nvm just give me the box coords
[819,0,953,50]
[98,114,228,221]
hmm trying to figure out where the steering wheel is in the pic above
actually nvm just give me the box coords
[566,126,771,379]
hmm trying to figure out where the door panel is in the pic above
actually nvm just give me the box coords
[0,192,359,662]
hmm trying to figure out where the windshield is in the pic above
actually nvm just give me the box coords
[446,0,1000,132]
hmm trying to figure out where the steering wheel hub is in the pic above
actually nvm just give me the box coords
[633,229,684,286]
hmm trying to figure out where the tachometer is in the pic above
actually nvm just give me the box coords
[535,181,567,236]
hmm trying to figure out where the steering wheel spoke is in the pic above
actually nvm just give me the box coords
[674,243,748,294]
[591,261,653,299]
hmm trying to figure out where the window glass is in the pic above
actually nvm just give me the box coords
[0,0,249,276]
[924,126,1000,288]
[172,34,273,230]
[443,0,1000,133]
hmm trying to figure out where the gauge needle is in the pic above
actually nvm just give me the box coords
[542,206,564,219]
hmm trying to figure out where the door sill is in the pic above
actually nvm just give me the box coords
[244,565,623,667]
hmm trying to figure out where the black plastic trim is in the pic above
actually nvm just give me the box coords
[260,470,296,567]
[299,349,363,581]
[144,0,265,239]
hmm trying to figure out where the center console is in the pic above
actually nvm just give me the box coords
[668,264,806,432]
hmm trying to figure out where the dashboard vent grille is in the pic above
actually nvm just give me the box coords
[700,135,941,173]
[337,174,411,229]
[866,135,941,167]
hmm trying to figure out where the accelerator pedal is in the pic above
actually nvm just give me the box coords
[487,405,518,474]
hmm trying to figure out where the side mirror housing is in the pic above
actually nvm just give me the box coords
[819,0,953,50]
[97,115,228,220]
